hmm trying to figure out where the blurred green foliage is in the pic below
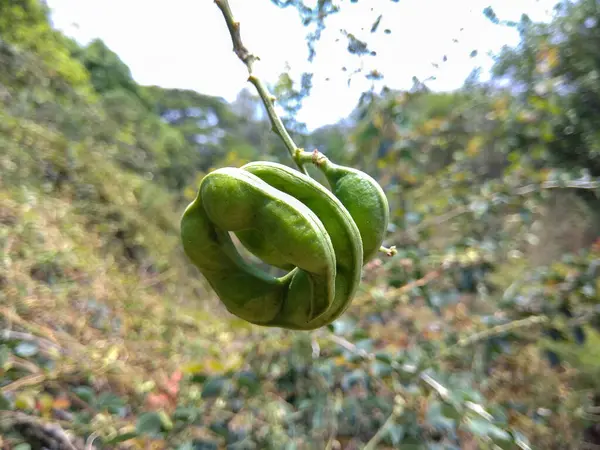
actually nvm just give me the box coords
[1,0,600,449]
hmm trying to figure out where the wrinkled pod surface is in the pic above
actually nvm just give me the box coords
[180,160,389,330]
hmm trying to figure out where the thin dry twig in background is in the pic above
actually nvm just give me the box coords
[1,329,63,355]
[354,264,446,305]
[1,373,46,394]
[0,411,81,450]
[392,178,600,241]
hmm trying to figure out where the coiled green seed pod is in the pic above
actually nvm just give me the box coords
[180,159,389,330]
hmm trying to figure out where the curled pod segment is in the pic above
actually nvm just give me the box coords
[181,167,336,328]
[314,158,390,263]
[238,161,363,329]
[181,164,365,330]
[181,160,389,330]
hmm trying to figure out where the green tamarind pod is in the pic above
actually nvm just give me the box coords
[237,161,364,328]
[316,158,390,263]
[180,167,336,328]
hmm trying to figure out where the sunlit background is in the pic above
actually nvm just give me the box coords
[46,0,557,130]
[3,0,600,448]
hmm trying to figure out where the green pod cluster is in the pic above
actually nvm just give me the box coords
[314,158,390,263]
[180,159,389,330]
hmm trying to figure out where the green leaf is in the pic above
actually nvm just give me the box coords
[387,423,405,445]
[341,369,367,391]
[173,406,200,423]
[189,373,208,384]
[441,401,463,421]
[13,444,32,450]
[370,15,382,33]
[465,418,511,441]
[72,386,95,404]
[371,360,393,378]
[375,352,392,364]
[136,411,164,436]
[512,431,532,450]
[426,401,456,430]
[202,376,226,398]
[96,392,125,415]
[352,328,370,341]
[483,6,499,24]
[104,432,138,445]
[0,392,11,410]
[237,370,260,395]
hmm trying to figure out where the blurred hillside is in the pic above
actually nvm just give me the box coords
[1,0,600,449]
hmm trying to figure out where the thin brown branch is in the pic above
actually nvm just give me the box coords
[326,333,449,400]
[1,373,46,393]
[214,0,308,175]
[0,308,62,346]
[0,411,79,450]
[515,179,600,195]
[354,265,445,305]
[456,315,549,347]
[392,178,599,241]
[412,206,469,234]
[1,329,63,355]
[363,409,398,450]
[214,0,258,71]
[9,355,42,374]
[437,315,551,362]
[328,334,374,361]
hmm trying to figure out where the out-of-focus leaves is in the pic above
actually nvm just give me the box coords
[201,376,228,399]
[136,411,165,436]
[464,418,512,441]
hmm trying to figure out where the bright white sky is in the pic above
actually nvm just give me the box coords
[46,0,558,131]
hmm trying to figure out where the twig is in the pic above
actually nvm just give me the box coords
[353,265,445,305]
[455,315,549,348]
[328,334,374,361]
[392,178,599,240]
[567,305,600,327]
[213,0,257,69]
[1,329,63,355]
[404,206,469,237]
[85,431,100,450]
[9,355,42,374]
[330,337,407,450]
[326,333,449,402]
[515,179,600,195]
[420,372,451,401]
[1,373,46,393]
[214,0,308,175]
[326,315,548,395]
[0,411,79,450]
[363,408,398,450]
[0,308,67,348]
[437,315,551,361]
